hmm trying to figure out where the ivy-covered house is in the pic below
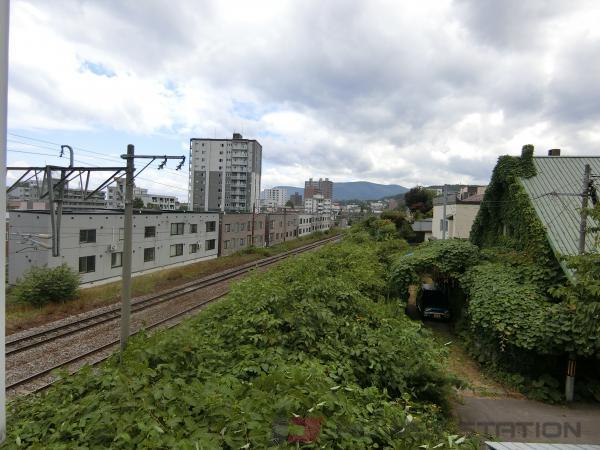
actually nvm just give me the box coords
[391,146,600,399]
[471,145,599,280]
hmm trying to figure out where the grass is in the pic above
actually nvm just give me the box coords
[7,230,340,334]
[424,321,521,399]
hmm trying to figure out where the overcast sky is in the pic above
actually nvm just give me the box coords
[6,0,600,200]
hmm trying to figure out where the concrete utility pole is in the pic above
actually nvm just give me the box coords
[578,164,591,255]
[0,0,9,442]
[119,144,134,351]
[283,206,287,242]
[251,202,255,246]
[119,148,185,350]
[566,163,592,402]
[442,184,447,240]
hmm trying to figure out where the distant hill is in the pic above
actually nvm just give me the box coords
[275,181,408,201]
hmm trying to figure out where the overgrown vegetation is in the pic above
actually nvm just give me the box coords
[12,264,79,307]
[7,231,340,333]
[470,144,563,281]
[4,236,478,448]
[386,143,600,402]
[390,239,479,298]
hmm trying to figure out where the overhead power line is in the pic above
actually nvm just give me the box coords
[7,132,188,177]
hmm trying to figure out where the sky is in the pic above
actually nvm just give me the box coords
[6,0,600,202]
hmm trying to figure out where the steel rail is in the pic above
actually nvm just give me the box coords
[6,235,341,394]
[7,235,340,355]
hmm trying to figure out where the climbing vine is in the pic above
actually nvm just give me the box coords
[389,239,480,297]
[470,145,563,282]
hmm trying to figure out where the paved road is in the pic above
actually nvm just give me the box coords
[414,316,600,445]
[455,396,600,444]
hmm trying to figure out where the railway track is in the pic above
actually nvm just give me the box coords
[6,234,341,395]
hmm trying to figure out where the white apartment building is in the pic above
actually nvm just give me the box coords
[260,187,288,209]
[8,180,106,210]
[8,210,219,285]
[106,179,179,210]
[297,213,332,237]
[189,133,262,213]
[304,194,332,214]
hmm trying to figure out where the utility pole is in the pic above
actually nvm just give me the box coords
[442,184,447,240]
[55,147,71,256]
[283,206,287,242]
[251,202,255,246]
[0,0,9,442]
[118,149,185,350]
[566,163,592,402]
[119,144,134,351]
[578,164,591,255]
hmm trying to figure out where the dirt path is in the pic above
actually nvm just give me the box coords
[423,320,600,444]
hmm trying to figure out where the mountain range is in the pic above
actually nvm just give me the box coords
[275,181,408,201]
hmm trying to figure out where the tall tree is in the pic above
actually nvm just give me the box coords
[404,186,434,213]
[132,197,144,209]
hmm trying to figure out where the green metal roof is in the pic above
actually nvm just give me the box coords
[520,157,600,257]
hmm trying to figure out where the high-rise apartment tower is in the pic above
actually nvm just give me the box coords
[304,177,333,200]
[189,133,262,212]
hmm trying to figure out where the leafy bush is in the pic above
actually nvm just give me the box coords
[13,264,79,307]
[350,216,413,241]
[390,239,480,297]
[5,240,478,448]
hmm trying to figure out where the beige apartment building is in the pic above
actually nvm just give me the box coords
[219,213,267,256]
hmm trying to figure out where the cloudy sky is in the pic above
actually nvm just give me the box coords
[6,0,600,201]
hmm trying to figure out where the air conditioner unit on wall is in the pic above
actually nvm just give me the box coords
[108,243,117,252]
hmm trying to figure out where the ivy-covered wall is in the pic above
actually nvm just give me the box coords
[470,145,562,280]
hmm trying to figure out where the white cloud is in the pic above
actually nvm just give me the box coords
[7,0,600,200]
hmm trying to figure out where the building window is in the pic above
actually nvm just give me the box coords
[206,221,216,232]
[205,239,216,250]
[224,240,230,249]
[225,223,230,232]
[240,238,245,246]
[171,223,184,235]
[111,252,123,268]
[79,229,96,243]
[79,255,95,273]
[190,224,198,233]
[144,247,155,262]
[145,226,156,238]
[170,243,184,257]
[190,243,199,253]
[240,223,245,231]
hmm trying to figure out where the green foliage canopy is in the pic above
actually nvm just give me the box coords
[390,239,480,297]
[404,186,435,213]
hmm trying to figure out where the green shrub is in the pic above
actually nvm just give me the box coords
[13,264,79,307]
